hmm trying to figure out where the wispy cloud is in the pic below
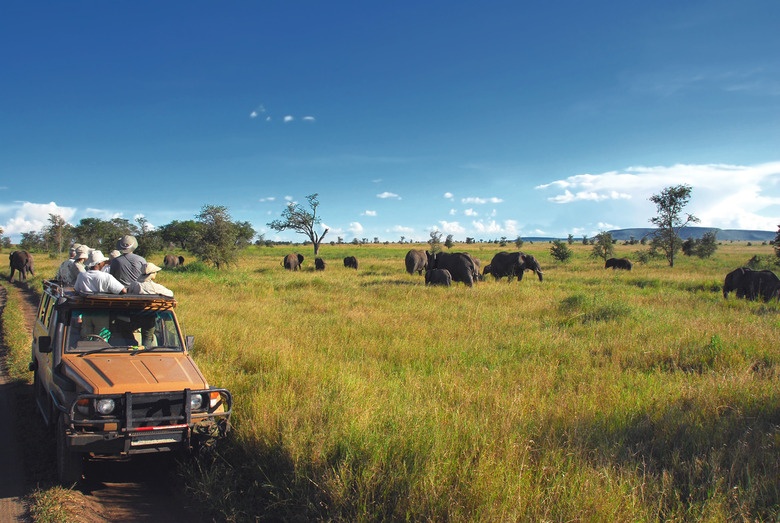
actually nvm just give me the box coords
[259,197,276,202]
[444,192,454,200]
[461,197,504,204]
[362,210,377,216]
[377,192,401,200]
[464,209,478,216]
[283,116,294,123]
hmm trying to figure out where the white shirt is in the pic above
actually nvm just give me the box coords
[74,270,125,295]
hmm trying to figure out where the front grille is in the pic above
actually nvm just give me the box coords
[126,393,187,428]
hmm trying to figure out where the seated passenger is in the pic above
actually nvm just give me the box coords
[74,250,127,295]
[128,263,173,297]
[110,235,147,287]
[55,245,90,285]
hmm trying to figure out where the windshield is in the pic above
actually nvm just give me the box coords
[65,308,183,353]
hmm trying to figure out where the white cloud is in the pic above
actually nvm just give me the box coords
[537,162,780,230]
[390,225,415,235]
[259,197,276,202]
[1,201,78,238]
[471,219,520,236]
[349,222,364,235]
[303,116,315,122]
[284,116,294,123]
[285,196,293,201]
[83,208,123,220]
[444,192,454,199]
[377,192,401,200]
[362,210,377,216]
[464,208,478,216]
[449,209,457,215]
[439,220,466,234]
[461,196,504,204]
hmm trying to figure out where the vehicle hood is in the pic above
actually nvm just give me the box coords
[63,353,208,394]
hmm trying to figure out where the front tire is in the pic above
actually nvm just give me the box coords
[56,415,84,485]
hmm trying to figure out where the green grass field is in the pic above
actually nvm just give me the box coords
[5,242,779,521]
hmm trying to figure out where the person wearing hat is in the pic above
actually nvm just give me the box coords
[109,235,147,287]
[127,263,173,297]
[103,249,121,273]
[74,250,127,295]
[55,244,90,285]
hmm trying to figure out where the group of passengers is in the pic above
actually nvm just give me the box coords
[55,235,173,297]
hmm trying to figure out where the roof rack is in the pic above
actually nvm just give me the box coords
[42,279,177,310]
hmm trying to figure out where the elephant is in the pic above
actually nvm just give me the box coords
[425,268,452,286]
[343,256,359,269]
[723,267,780,301]
[405,249,428,275]
[163,254,185,268]
[426,251,478,287]
[9,251,35,282]
[487,251,543,282]
[605,258,632,271]
[283,253,304,271]
[315,257,326,271]
[469,255,484,282]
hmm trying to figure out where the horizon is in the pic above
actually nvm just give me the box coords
[2,2,780,243]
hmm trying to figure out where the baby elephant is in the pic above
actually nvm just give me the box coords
[315,257,326,271]
[425,268,452,286]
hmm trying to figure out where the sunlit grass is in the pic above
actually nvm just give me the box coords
[4,242,779,521]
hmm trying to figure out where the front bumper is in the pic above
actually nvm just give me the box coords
[56,388,232,455]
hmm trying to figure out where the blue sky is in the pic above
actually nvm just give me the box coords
[2,1,779,243]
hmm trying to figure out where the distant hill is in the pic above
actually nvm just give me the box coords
[607,227,775,242]
[521,227,776,243]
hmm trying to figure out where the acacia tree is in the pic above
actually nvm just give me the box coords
[649,184,699,267]
[590,231,614,262]
[191,204,238,269]
[267,194,329,255]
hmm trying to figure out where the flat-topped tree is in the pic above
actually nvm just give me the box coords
[267,193,329,255]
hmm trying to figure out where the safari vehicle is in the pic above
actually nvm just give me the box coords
[30,279,232,484]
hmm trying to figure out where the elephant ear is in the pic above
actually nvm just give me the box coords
[298,254,304,264]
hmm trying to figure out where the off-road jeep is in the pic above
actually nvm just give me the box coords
[30,280,232,484]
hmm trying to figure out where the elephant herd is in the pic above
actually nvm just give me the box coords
[404,249,544,287]
[281,254,359,271]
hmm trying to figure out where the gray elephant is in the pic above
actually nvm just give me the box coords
[343,256,359,269]
[487,251,543,282]
[605,257,632,270]
[425,268,452,286]
[283,253,304,271]
[723,267,780,301]
[315,257,326,271]
[163,254,185,268]
[426,251,478,287]
[9,251,35,282]
[405,249,428,275]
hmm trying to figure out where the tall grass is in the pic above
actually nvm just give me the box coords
[6,243,780,520]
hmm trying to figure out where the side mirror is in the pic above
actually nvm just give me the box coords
[39,336,52,353]
[185,335,194,352]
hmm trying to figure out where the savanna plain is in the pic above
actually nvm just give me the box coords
[3,242,779,522]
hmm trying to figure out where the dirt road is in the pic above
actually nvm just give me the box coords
[0,282,208,523]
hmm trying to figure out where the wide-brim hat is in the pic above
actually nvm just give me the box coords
[75,245,90,260]
[108,250,121,259]
[116,235,138,254]
[86,250,109,268]
[138,262,163,281]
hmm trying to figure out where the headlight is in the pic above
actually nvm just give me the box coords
[190,394,204,411]
[96,398,116,415]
